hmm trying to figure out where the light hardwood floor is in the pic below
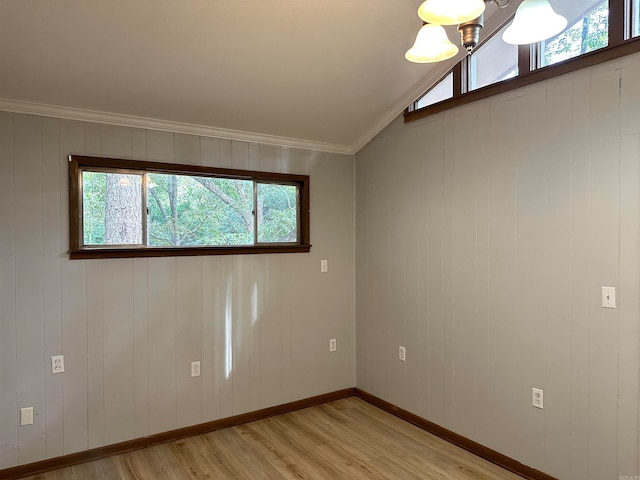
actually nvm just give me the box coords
[21,397,524,479]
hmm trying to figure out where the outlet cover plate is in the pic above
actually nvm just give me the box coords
[51,355,64,374]
[532,387,544,409]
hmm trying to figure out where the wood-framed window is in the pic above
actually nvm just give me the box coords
[68,155,311,259]
[406,0,640,122]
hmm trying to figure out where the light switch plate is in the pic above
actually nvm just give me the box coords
[602,286,616,308]
[20,407,34,426]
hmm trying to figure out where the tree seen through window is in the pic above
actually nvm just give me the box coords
[541,0,609,67]
[82,171,299,248]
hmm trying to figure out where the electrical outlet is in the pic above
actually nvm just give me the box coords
[191,361,201,377]
[51,355,64,374]
[329,338,337,352]
[532,387,544,409]
[20,407,34,426]
[399,346,406,362]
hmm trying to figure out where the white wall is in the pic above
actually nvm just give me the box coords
[0,114,355,468]
[356,52,640,480]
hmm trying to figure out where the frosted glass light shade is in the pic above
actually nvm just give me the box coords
[418,0,486,26]
[405,24,459,63]
[502,0,567,45]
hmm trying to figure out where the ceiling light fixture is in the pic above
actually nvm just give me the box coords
[406,0,568,63]
[405,23,460,63]
[418,0,486,25]
[502,0,567,45]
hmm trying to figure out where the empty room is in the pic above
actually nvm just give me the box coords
[1,1,639,479]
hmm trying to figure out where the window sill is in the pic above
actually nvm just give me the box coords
[69,244,312,259]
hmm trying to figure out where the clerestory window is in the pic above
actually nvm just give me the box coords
[540,0,609,67]
[406,0,640,121]
[415,72,455,109]
[69,155,310,259]
[469,23,518,91]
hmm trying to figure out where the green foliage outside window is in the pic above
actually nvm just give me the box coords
[257,183,298,243]
[542,0,609,67]
[147,174,254,247]
[83,171,107,245]
[81,170,299,248]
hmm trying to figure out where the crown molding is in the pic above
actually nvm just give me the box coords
[0,98,354,156]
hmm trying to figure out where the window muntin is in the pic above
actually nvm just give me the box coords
[415,72,454,109]
[540,0,608,67]
[469,24,518,91]
[70,155,310,258]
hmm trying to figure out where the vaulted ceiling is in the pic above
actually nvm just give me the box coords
[0,1,516,154]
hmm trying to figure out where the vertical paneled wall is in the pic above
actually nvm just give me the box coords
[0,116,355,468]
[356,52,640,480]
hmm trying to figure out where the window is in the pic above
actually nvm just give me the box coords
[69,155,310,259]
[469,23,518,91]
[415,72,454,109]
[405,0,640,122]
[540,0,608,67]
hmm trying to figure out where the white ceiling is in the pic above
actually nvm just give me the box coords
[0,0,516,154]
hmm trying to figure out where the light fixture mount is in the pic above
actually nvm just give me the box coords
[458,14,484,54]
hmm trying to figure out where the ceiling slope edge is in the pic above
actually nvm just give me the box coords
[0,98,354,156]
[352,3,517,155]
[350,61,455,155]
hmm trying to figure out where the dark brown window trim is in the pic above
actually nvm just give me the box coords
[69,155,311,259]
[405,5,640,124]
[405,36,640,123]
[609,0,626,46]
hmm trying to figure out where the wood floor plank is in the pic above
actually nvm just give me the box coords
[17,398,524,480]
